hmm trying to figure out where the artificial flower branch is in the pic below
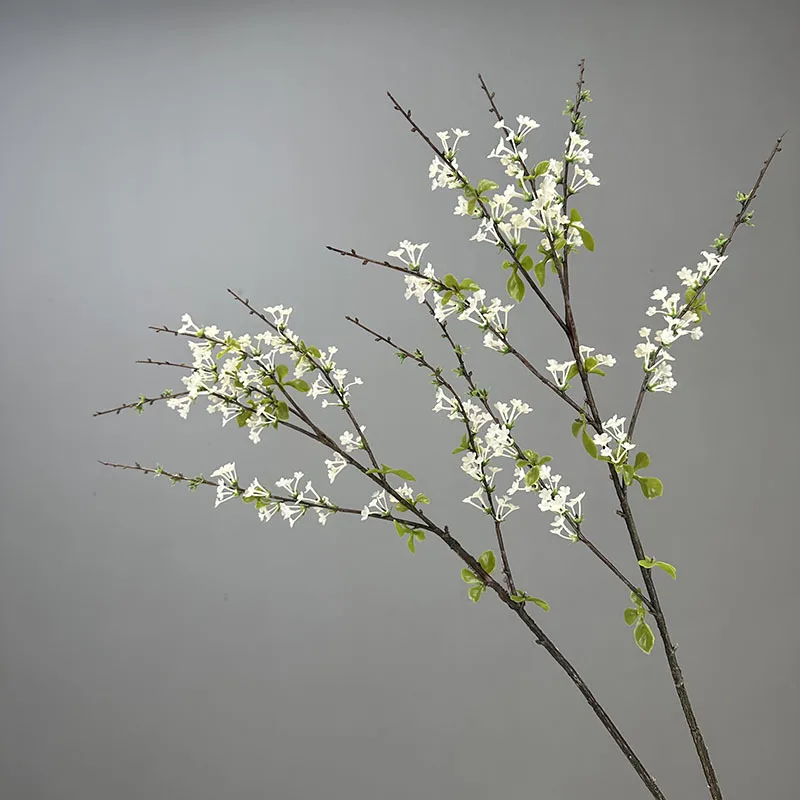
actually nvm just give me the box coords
[345,312,653,612]
[97,59,785,800]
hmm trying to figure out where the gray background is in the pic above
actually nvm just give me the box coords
[1,1,798,798]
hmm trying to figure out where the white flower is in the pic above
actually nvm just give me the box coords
[276,471,304,497]
[546,359,575,389]
[211,462,239,507]
[463,488,490,513]
[243,478,270,499]
[264,305,293,329]
[361,489,390,520]
[495,495,519,521]
[388,240,430,269]
[339,427,366,452]
[324,452,347,484]
[279,503,305,528]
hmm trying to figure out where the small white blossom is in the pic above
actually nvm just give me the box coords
[324,452,348,484]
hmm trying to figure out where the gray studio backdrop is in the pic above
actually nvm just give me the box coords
[1,1,798,799]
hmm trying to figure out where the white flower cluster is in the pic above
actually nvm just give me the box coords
[210,463,336,528]
[360,483,414,521]
[507,463,584,541]
[634,251,727,393]
[545,345,616,390]
[458,121,599,253]
[167,308,363,442]
[391,242,513,353]
[433,387,533,522]
[591,415,635,466]
[429,128,469,191]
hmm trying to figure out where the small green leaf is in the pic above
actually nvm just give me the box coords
[452,434,469,455]
[462,568,479,584]
[275,364,289,383]
[654,561,677,579]
[476,178,499,195]
[621,464,635,486]
[507,270,525,302]
[520,254,534,272]
[443,273,459,289]
[566,363,580,382]
[287,379,310,392]
[534,259,547,287]
[467,198,477,215]
[514,243,528,259]
[534,160,550,177]
[407,536,416,553]
[307,346,322,358]
[569,207,582,223]
[637,476,664,499]
[525,466,540,487]
[624,608,639,626]
[634,620,655,654]
[572,418,585,438]
[460,278,480,292]
[236,410,253,428]
[468,584,486,603]
[634,451,651,471]
[582,428,598,459]
[388,468,416,482]
[394,520,408,537]
[275,401,289,421]
[577,227,595,252]
[415,494,431,505]
[530,597,550,612]
[479,550,496,575]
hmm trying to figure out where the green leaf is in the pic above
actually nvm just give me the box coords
[642,560,678,579]
[577,227,595,252]
[307,346,322,358]
[507,270,525,302]
[478,550,496,575]
[388,468,416,482]
[654,561,676,579]
[534,160,550,177]
[467,198,477,215]
[621,464,635,486]
[275,364,289,383]
[525,466,540,487]
[634,620,655,654]
[630,590,644,609]
[452,434,469,455]
[514,243,528,259]
[534,259,547,287]
[462,568,479,584]
[583,356,598,371]
[443,273,460,289]
[569,207,582,223]
[394,520,408,537]
[572,418,585,438]
[407,536,416,553]
[637,476,664,499]
[624,608,639,626]
[460,278,480,292]
[236,409,253,428]
[415,494,431,505]
[287,379,310,392]
[634,451,651,471]
[581,428,598,459]
[468,584,486,603]
[476,179,499,195]
[566,363,580,382]
[530,597,550,612]
[520,255,534,272]
[275,401,289,421]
